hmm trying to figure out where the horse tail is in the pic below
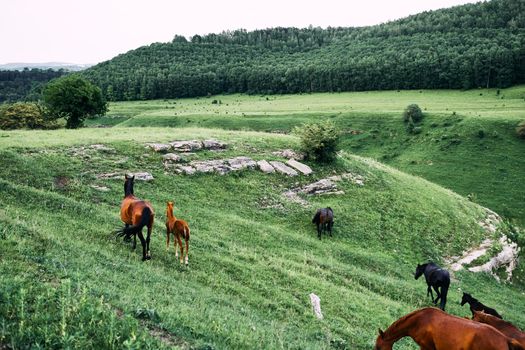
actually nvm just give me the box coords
[312,210,321,224]
[115,207,152,240]
[184,224,190,241]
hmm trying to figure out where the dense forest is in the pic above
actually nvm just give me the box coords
[0,69,66,103]
[80,0,525,101]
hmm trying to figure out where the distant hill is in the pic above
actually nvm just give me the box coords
[0,62,93,72]
[0,68,67,103]
[82,0,525,101]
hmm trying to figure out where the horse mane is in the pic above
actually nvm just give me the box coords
[382,308,433,341]
[474,311,519,331]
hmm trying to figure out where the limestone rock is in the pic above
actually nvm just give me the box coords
[133,172,154,181]
[257,160,275,173]
[163,153,181,163]
[227,156,256,170]
[272,149,304,160]
[170,140,203,152]
[203,139,227,150]
[286,159,313,175]
[269,161,298,176]
[309,293,323,320]
[146,143,171,153]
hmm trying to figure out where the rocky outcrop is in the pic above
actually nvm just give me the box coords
[445,208,520,281]
[269,161,298,176]
[146,143,171,153]
[272,149,304,160]
[286,159,313,175]
[257,160,275,174]
[147,139,228,153]
[283,172,365,205]
[96,172,154,181]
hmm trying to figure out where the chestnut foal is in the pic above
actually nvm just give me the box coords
[165,201,190,265]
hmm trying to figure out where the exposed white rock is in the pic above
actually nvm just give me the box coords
[170,140,203,152]
[133,172,154,181]
[269,161,298,176]
[162,153,181,163]
[227,156,256,170]
[202,139,227,150]
[272,149,304,160]
[309,293,323,320]
[286,159,313,175]
[257,160,275,173]
[146,143,171,153]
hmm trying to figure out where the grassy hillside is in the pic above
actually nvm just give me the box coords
[92,86,525,226]
[0,127,524,349]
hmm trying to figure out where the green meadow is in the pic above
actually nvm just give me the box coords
[1,87,524,349]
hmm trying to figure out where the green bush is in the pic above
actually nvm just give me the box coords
[0,102,56,130]
[517,120,525,139]
[294,120,339,163]
[403,104,423,123]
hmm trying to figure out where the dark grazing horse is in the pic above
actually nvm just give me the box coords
[312,207,333,240]
[374,307,524,350]
[461,292,503,319]
[414,262,450,311]
[115,174,155,261]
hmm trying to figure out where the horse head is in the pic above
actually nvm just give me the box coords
[374,329,392,350]
[461,292,472,306]
[414,263,426,280]
[124,174,135,197]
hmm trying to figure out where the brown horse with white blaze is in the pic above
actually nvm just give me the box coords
[166,201,190,265]
[375,307,524,350]
[115,174,154,261]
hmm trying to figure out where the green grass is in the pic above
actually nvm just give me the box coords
[1,126,524,349]
[98,87,525,226]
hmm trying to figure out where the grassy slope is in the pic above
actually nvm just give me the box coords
[95,87,525,225]
[1,128,524,349]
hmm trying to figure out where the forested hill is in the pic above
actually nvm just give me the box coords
[82,0,525,101]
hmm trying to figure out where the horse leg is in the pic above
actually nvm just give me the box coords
[329,222,333,237]
[132,234,137,250]
[317,224,321,240]
[184,237,189,266]
[146,224,152,259]
[137,231,147,261]
[176,234,184,265]
[166,226,170,251]
[433,286,441,304]
[427,285,434,301]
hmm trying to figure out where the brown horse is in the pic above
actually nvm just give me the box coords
[375,307,524,350]
[115,174,155,261]
[166,201,190,266]
[472,311,525,346]
[312,207,333,240]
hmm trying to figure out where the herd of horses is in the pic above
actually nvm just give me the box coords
[375,261,523,349]
[114,175,334,262]
[113,175,522,349]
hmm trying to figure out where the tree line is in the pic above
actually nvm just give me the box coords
[0,69,66,103]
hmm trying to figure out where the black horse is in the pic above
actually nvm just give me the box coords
[461,292,503,319]
[414,262,450,311]
[312,207,333,240]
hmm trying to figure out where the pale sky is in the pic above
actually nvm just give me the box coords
[1,0,481,65]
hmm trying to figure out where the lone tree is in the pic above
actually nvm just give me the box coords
[43,75,107,129]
